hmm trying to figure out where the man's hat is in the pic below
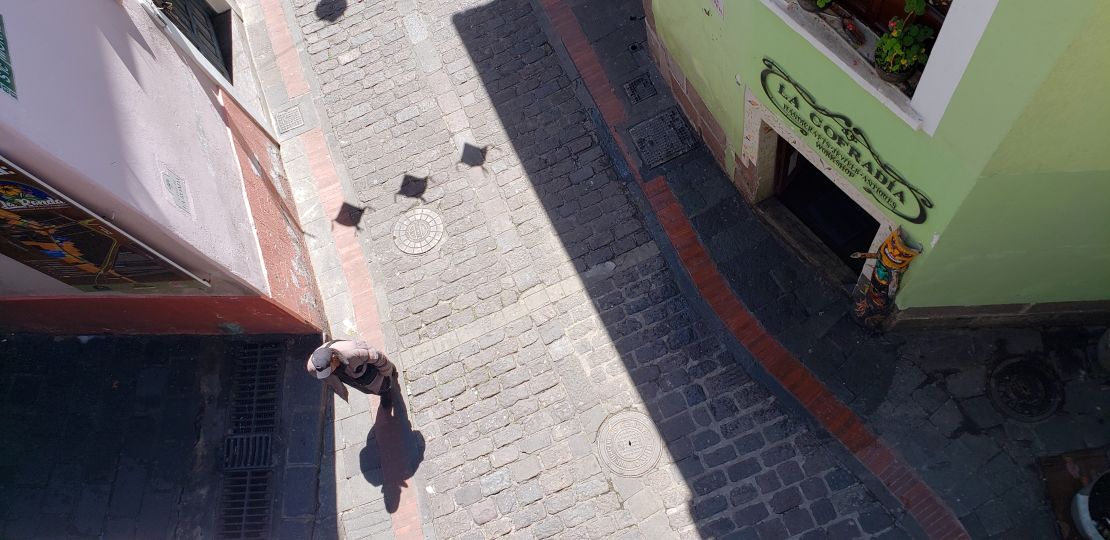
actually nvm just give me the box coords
[310,347,335,379]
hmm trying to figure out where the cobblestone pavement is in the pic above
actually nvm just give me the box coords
[288,0,915,538]
[0,336,228,539]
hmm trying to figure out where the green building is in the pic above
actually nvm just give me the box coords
[643,0,1110,326]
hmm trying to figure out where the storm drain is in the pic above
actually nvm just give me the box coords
[623,74,658,104]
[229,342,282,435]
[219,470,273,540]
[987,356,1063,423]
[223,433,273,470]
[628,107,698,169]
[219,342,284,539]
[274,106,305,134]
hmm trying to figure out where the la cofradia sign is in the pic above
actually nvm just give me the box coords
[760,58,933,224]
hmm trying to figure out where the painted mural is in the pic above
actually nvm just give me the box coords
[0,155,205,292]
[852,228,920,330]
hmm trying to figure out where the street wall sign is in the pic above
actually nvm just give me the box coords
[760,58,933,224]
[0,14,15,98]
[0,154,208,292]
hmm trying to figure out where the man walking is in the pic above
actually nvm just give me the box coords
[307,339,396,408]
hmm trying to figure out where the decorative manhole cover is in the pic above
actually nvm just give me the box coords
[628,108,698,169]
[987,356,1063,423]
[623,74,658,104]
[393,208,444,255]
[597,410,661,477]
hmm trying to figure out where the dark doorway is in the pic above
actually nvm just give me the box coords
[775,140,879,274]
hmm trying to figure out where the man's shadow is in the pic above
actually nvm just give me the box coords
[358,382,425,513]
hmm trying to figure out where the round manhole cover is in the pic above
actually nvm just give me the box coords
[393,208,444,255]
[597,410,661,477]
[987,356,1063,423]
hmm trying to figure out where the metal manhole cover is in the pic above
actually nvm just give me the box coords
[393,208,444,255]
[986,356,1063,423]
[628,108,697,168]
[274,106,305,134]
[623,74,658,104]
[597,410,661,477]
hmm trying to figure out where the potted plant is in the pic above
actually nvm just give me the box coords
[873,16,934,83]
[797,0,833,13]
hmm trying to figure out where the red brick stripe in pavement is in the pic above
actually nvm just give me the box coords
[642,154,969,540]
[258,1,423,537]
[536,1,970,538]
[259,0,310,99]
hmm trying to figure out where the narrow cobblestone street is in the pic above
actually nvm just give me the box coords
[1,0,1107,538]
[282,0,911,538]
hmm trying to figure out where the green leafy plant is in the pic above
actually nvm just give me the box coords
[874,17,934,73]
[817,0,834,7]
[904,0,926,15]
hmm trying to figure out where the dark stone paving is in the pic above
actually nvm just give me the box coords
[0,334,326,540]
[0,335,229,539]
[662,152,1110,538]
[575,1,1110,539]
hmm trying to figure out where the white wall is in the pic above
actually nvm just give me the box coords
[0,0,266,295]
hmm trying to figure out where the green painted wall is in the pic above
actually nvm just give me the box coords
[899,170,1110,306]
[650,0,1109,308]
[899,3,1110,306]
[980,4,1110,177]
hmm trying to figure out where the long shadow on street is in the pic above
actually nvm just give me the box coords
[359,385,426,513]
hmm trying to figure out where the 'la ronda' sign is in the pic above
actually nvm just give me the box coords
[760,59,933,224]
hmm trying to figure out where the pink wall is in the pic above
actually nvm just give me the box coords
[0,0,265,295]
[222,89,326,330]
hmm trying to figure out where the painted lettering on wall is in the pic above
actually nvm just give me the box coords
[760,58,933,224]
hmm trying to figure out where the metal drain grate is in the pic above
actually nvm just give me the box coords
[229,342,282,435]
[623,74,657,104]
[219,470,273,540]
[219,342,284,540]
[628,108,698,169]
[223,433,273,471]
[987,356,1062,422]
[274,106,305,134]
